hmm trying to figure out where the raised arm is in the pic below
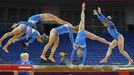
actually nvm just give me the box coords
[18,35,28,41]
[97,7,110,22]
[93,9,105,22]
[69,30,74,44]
[78,2,85,32]
[20,37,37,47]
[27,37,36,44]
[13,35,29,43]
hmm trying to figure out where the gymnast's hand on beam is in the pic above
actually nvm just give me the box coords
[73,43,78,50]
[24,43,29,47]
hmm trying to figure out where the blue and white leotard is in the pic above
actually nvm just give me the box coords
[54,23,74,44]
[97,13,121,40]
[28,14,45,26]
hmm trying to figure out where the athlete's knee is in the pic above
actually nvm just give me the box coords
[53,44,58,48]
[49,29,56,37]
[46,42,52,47]
[8,38,14,42]
[110,41,117,49]
[119,50,126,54]
[47,39,54,46]
[109,44,114,50]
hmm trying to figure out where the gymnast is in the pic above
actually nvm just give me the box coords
[93,7,133,65]
[0,21,45,53]
[13,26,47,47]
[0,13,69,53]
[70,2,86,65]
[28,13,69,27]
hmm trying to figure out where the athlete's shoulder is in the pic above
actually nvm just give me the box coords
[84,30,89,36]
[66,23,73,27]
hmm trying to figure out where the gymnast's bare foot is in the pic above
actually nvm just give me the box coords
[79,63,84,66]
[40,55,47,61]
[127,60,133,66]
[99,59,107,63]
[2,47,9,53]
[48,56,55,63]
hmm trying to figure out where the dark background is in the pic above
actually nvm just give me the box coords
[0,0,134,33]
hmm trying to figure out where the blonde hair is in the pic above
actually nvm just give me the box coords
[20,53,29,57]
